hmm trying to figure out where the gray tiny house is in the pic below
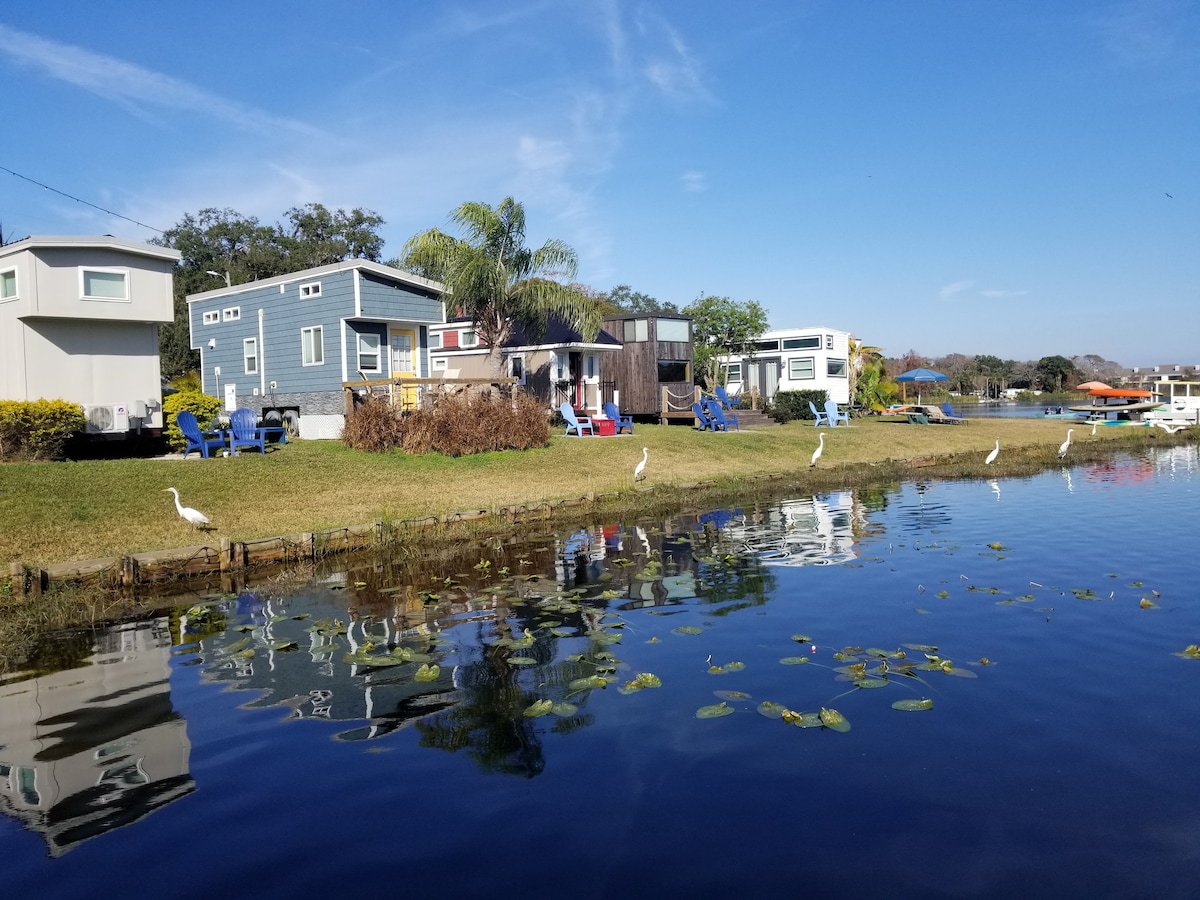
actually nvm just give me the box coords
[599,314,694,418]
[187,261,444,438]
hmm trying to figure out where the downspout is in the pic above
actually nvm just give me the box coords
[258,309,266,397]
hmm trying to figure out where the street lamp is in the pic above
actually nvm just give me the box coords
[205,270,231,287]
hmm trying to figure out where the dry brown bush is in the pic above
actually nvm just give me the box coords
[345,390,550,455]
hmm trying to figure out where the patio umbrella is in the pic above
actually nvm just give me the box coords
[1075,380,1112,392]
[894,367,949,404]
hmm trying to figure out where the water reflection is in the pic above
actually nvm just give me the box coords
[0,619,192,857]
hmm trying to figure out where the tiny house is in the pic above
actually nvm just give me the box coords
[719,326,852,405]
[599,314,694,418]
[0,235,180,437]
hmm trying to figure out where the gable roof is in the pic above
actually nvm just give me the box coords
[435,314,621,351]
[186,258,442,302]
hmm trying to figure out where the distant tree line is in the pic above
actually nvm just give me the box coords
[886,351,1127,397]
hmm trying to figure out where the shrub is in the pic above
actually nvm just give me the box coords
[0,399,87,461]
[769,390,828,424]
[343,390,551,456]
[162,391,223,451]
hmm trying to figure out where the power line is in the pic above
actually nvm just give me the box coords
[0,164,164,234]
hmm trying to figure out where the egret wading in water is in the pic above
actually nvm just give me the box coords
[1058,428,1073,459]
[810,432,826,467]
[985,439,1000,465]
[165,487,211,529]
[634,447,648,481]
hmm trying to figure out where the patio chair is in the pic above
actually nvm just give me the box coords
[175,410,226,459]
[940,402,967,422]
[824,399,850,427]
[228,408,268,454]
[602,401,634,434]
[560,401,594,437]
[693,402,715,431]
[808,400,831,426]
[705,399,739,432]
[715,385,739,410]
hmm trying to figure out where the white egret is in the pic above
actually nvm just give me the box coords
[810,432,826,467]
[165,487,211,529]
[985,439,1000,465]
[634,447,648,481]
[1058,428,1073,459]
[1090,420,1098,436]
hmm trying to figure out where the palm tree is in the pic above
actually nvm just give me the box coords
[848,338,889,410]
[402,198,601,376]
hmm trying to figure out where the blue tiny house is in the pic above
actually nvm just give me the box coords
[187,261,444,438]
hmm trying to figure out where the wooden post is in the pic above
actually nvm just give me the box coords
[121,555,138,587]
[9,563,24,600]
[220,537,232,573]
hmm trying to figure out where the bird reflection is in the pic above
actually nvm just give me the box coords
[988,479,1001,501]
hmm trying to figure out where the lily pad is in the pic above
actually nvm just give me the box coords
[892,698,934,711]
[550,702,579,717]
[818,707,851,732]
[672,626,704,636]
[507,656,538,666]
[779,656,810,665]
[790,634,813,643]
[523,699,553,717]
[782,710,824,728]
[414,663,440,682]
[696,702,735,719]
[757,700,785,718]
[568,675,610,691]
[714,690,752,700]
[1174,645,1200,659]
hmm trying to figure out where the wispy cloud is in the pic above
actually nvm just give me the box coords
[0,24,318,136]
[682,170,708,192]
[1089,0,1185,66]
[939,280,976,300]
[980,288,1030,298]
[636,12,711,102]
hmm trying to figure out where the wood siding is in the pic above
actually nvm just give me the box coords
[599,316,693,416]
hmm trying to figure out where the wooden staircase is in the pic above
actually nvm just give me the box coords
[733,407,776,428]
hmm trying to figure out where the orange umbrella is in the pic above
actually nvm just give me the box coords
[1075,380,1112,391]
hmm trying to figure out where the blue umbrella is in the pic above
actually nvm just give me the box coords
[895,367,949,404]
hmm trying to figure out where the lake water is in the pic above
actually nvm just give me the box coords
[3,445,1199,899]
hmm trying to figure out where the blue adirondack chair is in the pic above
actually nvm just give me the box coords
[602,402,634,434]
[808,400,830,426]
[175,410,225,458]
[715,385,739,409]
[228,408,267,454]
[560,401,594,436]
[824,399,850,427]
[693,401,715,431]
[705,399,739,431]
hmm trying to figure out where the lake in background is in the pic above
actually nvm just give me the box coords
[3,445,1198,899]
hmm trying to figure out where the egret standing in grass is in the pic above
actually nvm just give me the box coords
[1091,420,1098,436]
[985,439,1000,465]
[810,432,826,467]
[1058,428,1074,459]
[165,487,211,529]
[634,447,648,481]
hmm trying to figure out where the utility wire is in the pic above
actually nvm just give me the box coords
[1,164,164,234]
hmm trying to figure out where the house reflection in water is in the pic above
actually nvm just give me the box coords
[0,619,193,857]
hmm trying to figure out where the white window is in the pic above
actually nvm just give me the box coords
[552,352,568,381]
[508,354,526,385]
[429,332,442,350]
[358,333,381,372]
[243,338,258,374]
[461,329,478,348]
[657,318,690,342]
[202,310,220,324]
[302,326,324,365]
[825,334,834,350]
[585,354,598,379]
[0,268,16,302]
[223,307,241,321]
[299,281,322,299]
[80,268,128,301]
[432,357,449,371]
[789,357,815,380]
[723,363,742,383]
[827,358,847,377]
[623,319,648,342]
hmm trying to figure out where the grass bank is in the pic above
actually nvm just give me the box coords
[2,416,1189,571]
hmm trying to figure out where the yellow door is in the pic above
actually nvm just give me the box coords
[389,329,418,408]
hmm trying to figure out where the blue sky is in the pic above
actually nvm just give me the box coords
[2,1,1197,366]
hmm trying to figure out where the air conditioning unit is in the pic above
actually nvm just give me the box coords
[83,404,131,434]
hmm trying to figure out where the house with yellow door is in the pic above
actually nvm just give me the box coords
[187,260,444,438]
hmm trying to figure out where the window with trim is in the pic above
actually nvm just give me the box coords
[202,310,220,324]
[585,354,597,379]
[552,352,568,381]
[302,326,324,365]
[827,358,847,377]
[789,357,815,379]
[508,354,526,385]
[80,268,128,301]
[429,332,442,350]
[432,357,448,371]
[461,329,478,347]
[825,334,834,350]
[623,319,648,342]
[299,281,322,298]
[223,307,240,321]
[723,363,742,383]
[755,339,780,352]
[782,336,820,350]
[358,333,381,372]
[657,359,689,382]
[0,268,16,302]
[243,338,258,375]
[657,318,690,342]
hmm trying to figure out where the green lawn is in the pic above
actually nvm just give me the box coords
[0,417,1183,569]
